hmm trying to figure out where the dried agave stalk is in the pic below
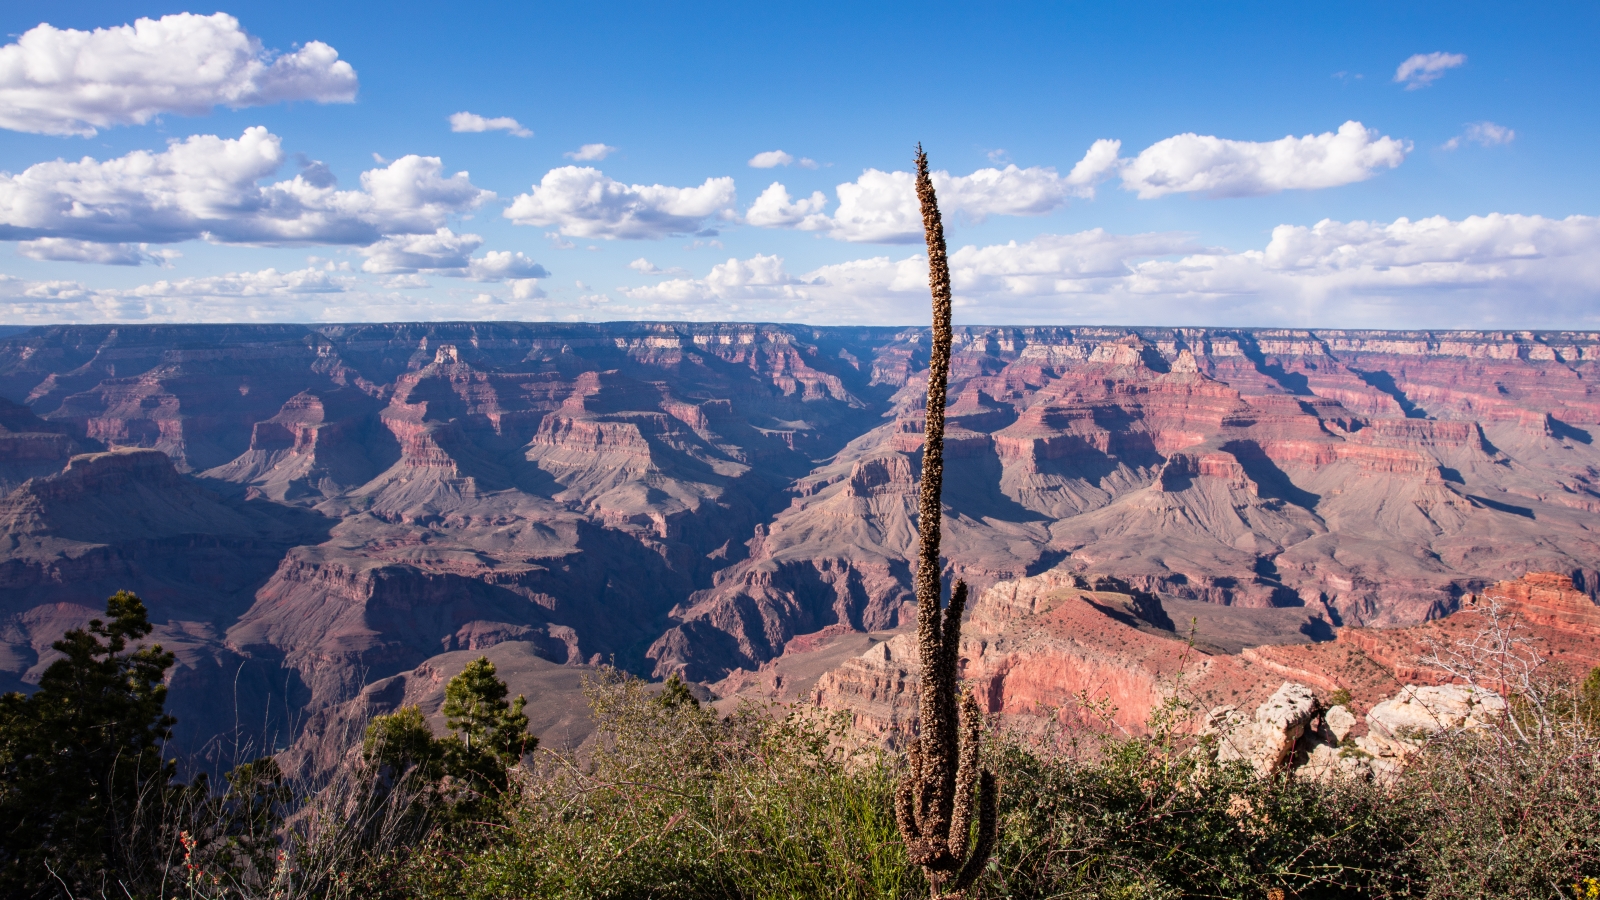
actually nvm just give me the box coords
[895,145,999,900]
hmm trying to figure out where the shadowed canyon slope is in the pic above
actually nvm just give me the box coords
[0,322,1598,762]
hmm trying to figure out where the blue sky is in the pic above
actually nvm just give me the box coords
[1,1,1597,327]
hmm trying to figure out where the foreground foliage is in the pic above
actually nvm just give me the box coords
[6,592,1600,898]
[0,592,178,897]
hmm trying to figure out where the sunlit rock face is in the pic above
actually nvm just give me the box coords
[1,323,1599,766]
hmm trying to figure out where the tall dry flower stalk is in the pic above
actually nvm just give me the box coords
[895,145,998,900]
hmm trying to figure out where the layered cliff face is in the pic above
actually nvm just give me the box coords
[0,324,1598,764]
[657,328,1600,680]
[810,570,1600,748]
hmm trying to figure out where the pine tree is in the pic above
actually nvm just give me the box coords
[363,656,534,803]
[0,591,177,896]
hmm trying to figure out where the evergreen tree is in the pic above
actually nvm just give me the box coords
[440,656,533,795]
[656,672,700,710]
[0,591,177,896]
[363,705,446,785]
[362,656,534,806]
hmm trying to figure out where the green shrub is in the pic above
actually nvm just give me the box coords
[987,732,1418,898]
[1398,687,1600,898]
[390,667,918,900]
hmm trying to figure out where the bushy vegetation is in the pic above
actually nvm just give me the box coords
[6,590,1600,899]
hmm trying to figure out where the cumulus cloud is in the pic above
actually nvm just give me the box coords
[0,273,93,303]
[620,254,808,307]
[359,228,548,282]
[360,228,481,273]
[0,260,568,323]
[126,265,353,299]
[17,238,179,266]
[1118,121,1409,199]
[0,13,357,136]
[449,112,531,137]
[564,143,617,161]
[468,251,548,282]
[749,150,794,168]
[797,163,1076,243]
[627,258,686,276]
[0,127,493,245]
[20,213,1598,327]
[744,183,830,228]
[504,166,736,239]
[750,127,1401,236]
[1067,139,1124,189]
[749,141,1121,243]
[1443,121,1515,151]
[603,214,1600,327]
[1395,52,1467,89]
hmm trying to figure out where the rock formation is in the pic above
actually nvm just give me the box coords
[810,570,1583,775]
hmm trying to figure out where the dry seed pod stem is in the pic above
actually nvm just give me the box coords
[896,144,999,900]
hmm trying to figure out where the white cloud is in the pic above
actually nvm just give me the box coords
[627,258,687,276]
[359,228,548,281]
[0,273,93,303]
[744,183,830,229]
[0,262,567,323]
[467,250,548,282]
[16,213,1599,328]
[504,166,737,239]
[360,228,479,272]
[509,278,544,300]
[800,163,1076,242]
[799,158,820,170]
[0,13,356,136]
[1118,121,1408,199]
[748,140,1122,242]
[621,254,807,307]
[940,159,1109,216]
[1395,52,1467,89]
[1067,139,1123,190]
[449,112,531,137]
[604,214,1600,327]
[749,127,1401,237]
[1443,121,1515,151]
[17,237,179,266]
[0,127,493,245]
[564,143,617,161]
[126,265,353,298]
[748,150,794,168]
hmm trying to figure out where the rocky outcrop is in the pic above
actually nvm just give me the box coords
[1207,682,1319,776]
[811,572,1295,745]
[0,396,82,492]
[0,447,327,765]
[807,570,1554,781]
[1302,684,1507,782]
[1207,681,1507,782]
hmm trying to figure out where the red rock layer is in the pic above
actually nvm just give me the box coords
[813,570,1600,746]
[813,572,1287,744]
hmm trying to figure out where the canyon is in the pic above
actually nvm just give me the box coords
[0,322,1597,767]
